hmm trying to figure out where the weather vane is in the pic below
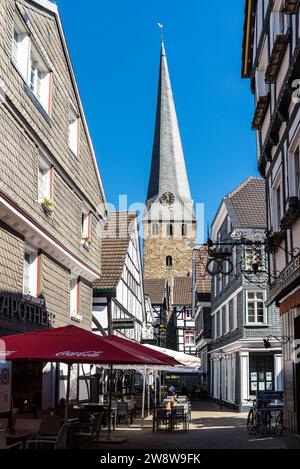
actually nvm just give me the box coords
[157,22,164,42]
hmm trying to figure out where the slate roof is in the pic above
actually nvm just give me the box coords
[193,250,211,295]
[93,212,137,292]
[146,42,192,204]
[173,277,193,306]
[144,278,167,305]
[225,177,266,229]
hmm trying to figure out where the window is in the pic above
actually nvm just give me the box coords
[184,330,195,346]
[12,18,30,80]
[182,224,187,237]
[246,291,266,324]
[272,177,282,231]
[70,276,81,319]
[166,256,173,268]
[38,156,52,202]
[69,108,79,156]
[152,223,159,236]
[166,224,173,237]
[23,247,38,297]
[81,206,91,241]
[12,17,51,113]
[294,148,300,197]
[185,308,192,320]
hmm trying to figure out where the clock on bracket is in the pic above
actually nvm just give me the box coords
[160,192,175,206]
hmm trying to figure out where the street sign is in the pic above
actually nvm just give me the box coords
[256,390,284,401]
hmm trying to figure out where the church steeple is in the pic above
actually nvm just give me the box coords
[146,42,193,206]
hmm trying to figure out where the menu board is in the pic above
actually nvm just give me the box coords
[0,362,11,413]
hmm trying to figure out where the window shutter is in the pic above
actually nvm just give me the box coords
[36,252,43,297]
[76,278,81,315]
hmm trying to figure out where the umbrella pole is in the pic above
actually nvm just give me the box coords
[147,370,150,417]
[141,365,146,428]
[107,364,113,440]
[154,370,157,407]
[65,363,71,425]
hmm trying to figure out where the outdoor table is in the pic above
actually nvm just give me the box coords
[6,429,39,449]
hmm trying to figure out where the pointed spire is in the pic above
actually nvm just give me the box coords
[146,41,192,205]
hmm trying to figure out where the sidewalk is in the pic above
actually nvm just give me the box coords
[80,400,298,449]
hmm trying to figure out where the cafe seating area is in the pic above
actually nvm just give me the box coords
[0,395,139,449]
[152,396,191,433]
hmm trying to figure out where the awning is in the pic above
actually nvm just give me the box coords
[143,344,201,373]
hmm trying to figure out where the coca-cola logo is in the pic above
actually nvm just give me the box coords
[56,351,103,358]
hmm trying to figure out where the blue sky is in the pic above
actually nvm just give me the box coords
[58,0,257,241]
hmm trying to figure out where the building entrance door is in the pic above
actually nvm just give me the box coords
[295,316,300,434]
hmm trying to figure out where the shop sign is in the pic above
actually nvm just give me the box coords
[112,319,135,330]
[0,362,11,413]
[0,294,53,327]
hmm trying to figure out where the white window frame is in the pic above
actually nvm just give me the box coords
[70,275,82,321]
[225,303,230,334]
[246,290,267,325]
[23,246,38,298]
[272,173,282,231]
[256,39,269,98]
[184,330,195,346]
[38,155,52,203]
[12,15,51,113]
[12,16,30,81]
[233,295,238,330]
[69,107,79,157]
[288,144,300,198]
[81,206,91,241]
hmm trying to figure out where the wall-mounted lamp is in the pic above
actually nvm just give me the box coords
[263,335,290,349]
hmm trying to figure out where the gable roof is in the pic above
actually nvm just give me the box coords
[173,277,192,306]
[225,177,266,229]
[144,278,168,305]
[27,0,106,215]
[93,212,137,292]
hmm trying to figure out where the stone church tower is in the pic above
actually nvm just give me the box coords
[143,41,197,300]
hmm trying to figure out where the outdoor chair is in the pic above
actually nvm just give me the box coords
[73,412,105,442]
[152,406,170,432]
[39,415,61,438]
[0,419,9,430]
[171,406,189,431]
[117,402,130,426]
[26,424,73,449]
[15,418,42,433]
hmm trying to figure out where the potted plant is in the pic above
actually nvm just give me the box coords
[81,236,92,250]
[41,197,55,214]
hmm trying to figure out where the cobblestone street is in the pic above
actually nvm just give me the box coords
[93,401,300,450]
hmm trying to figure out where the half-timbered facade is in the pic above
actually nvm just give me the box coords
[144,278,170,347]
[93,212,146,342]
[169,277,197,355]
[0,0,106,410]
[242,0,300,434]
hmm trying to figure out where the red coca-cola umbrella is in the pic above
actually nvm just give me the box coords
[0,325,172,365]
[101,335,177,367]
[0,325,176,435]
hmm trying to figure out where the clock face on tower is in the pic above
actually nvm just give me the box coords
[160,192,175,206]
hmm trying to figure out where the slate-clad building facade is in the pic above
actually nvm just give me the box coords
[242,0,300,434]
[210,178,282,411]
[0,0,105,411]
